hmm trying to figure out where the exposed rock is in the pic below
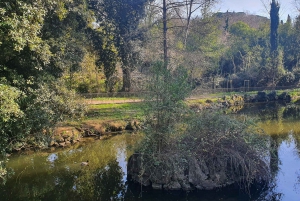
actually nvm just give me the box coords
[126,120,141,131]
[59,142,66,147]
[128,154,195,191]
[49,141,55,147]
[244,94,255,102]
[267,91,277,101]
[127,154,151,186]
[106,121,127,132]
[164,181,181,190]
[128,153,262,192]
[62,134,70,139]
[152,183,163,190]
[70,139,77,144]
[256,91,268,102]
[278,92,291,102]
[57,138,65,143]
[180,182,193,191]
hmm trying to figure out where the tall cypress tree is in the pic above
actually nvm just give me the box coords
[224,10,229,32]
[269,0,282,86]
[270,0,280,53]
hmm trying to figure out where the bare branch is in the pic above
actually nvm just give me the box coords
[295,0,300,12]
[260,0,271,14]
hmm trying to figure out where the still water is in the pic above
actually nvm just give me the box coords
[1,103,300,201]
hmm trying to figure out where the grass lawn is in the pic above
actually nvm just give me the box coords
[80,88,300,123]
[89,97,140,101]
[86,102,145,122]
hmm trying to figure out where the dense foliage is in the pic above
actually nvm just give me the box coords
[218,3,300,88]
[1,0,300,186]
[132,62,271,191]
[0,0,90,182]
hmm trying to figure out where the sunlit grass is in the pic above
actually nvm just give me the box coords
[86,102,145,122]
[187,98,219,105]
[89,97,140,101]
[81,88,300,123]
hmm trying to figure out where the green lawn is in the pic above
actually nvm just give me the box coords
[83,88,300,122]
[89,97,140,101]
[86,102,145,121]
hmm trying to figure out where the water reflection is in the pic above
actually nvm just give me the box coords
[1,104,300,200]
[237,103,300,201]
[0,134,136,201]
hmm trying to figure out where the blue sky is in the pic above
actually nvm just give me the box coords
[214,0,298,21]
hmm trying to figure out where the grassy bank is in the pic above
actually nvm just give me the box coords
[87,102,145,122]
[61,89,300,134]
[84,89,300,121]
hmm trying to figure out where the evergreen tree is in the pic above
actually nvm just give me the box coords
[279,14,294,71]
[270,0,280,53]
[287,14,292,25]
[270,0,281,85]
[224,10,229,32]
[89,0,149,92]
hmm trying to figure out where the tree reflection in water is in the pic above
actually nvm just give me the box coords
[1,103,300,201]
[90,160,126,200]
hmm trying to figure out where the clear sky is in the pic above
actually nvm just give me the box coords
[214,0,298,21]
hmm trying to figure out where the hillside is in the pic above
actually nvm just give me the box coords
[215,11,269,29]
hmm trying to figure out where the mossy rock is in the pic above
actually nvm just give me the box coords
[256,91,268,102]
[106,121,127,132]
[126,120,141,131]
[267,91,277,101]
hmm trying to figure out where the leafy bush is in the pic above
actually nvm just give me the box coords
[130,62,271,191]
[278,72,295,86]
[292,69,300,86]
[141,61,191,153]
[1,81,87,152]
[25,82,87,136]
[0,160,8,185]
[0,84,23,184]
[0,85,23,152]
[0,85,23,122]
[182,112,270,189]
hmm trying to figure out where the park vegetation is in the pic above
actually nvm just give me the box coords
[1,0,300,187]
[128,61,271,191]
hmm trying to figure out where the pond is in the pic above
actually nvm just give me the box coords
[1,102,300,201]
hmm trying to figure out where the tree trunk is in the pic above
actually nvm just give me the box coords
[184,0,193,48]
[122,67,131,92]
[163,0,168,68]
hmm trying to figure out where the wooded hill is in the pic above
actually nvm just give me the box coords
[1,1,300,182]
[215,11,269,29]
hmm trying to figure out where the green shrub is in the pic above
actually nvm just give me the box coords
[0,85,23,151]
[0,84,23,184]
[1,81,87,151]
[24,82,87,136]
[140,61,191,153]
[131,62,271,191]
[278,72,295,86]
[182,112,270,188]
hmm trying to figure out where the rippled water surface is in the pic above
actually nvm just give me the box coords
[1,103,300,201]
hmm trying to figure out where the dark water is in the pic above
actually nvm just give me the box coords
[1,103,300,201]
